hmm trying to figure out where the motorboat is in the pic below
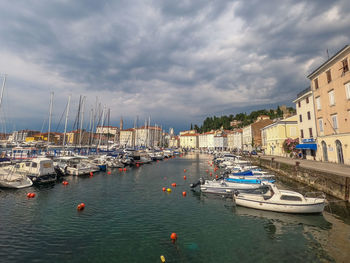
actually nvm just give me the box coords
[234,182,326,214]
[0,165,33,189]
[228,170,275,180]
[14,157,57,185]
[54,156,99,176]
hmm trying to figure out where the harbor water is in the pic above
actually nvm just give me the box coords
[0,153,350,262]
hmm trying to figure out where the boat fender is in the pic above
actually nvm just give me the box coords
[160,255,166,262]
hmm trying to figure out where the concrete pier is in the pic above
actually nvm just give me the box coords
[250,155,350,202]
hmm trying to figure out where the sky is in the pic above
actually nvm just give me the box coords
[0,0,349,134]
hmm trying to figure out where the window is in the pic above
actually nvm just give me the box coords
[299,114,302,122]
[280,195,302,201]
[316,96,321,110]
[300,129,304,138]
[326,70,332,83]
[307,111,311,120]
[342,58,349,74]
[314,78,319,89]
[309,128,313,138]
[319,119,324,132]
[346,82,350,100]
[328,90,335,106]
[306,97,309,104]
[31,163,37,168]
[331,114,338,130]
[298,101,301,107]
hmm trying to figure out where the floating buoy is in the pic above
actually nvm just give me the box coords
[27,193,35,198]
[160,255,166,262]
[167,188,172,192]
[206,169,209,173]
[136,163,140,167]
[89,172,93,176]
[171,183,176,187]
[182,191,187,197]
[162,187,166,192]
[107,171,111,175]
[183,176,186,180]
[170,233,177,243]
[77,203,85,211]
[215,175,218,179]
[123,168,127,172]
[184,169,187,173]
[210,172,212,176]
[119,168,123,172]
[62,181,69,186]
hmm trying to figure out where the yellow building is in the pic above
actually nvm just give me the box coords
[261,115,299,156]
[307,45,350,165]
[179,133,199,149]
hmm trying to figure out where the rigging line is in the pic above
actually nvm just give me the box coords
[54,101,68,132]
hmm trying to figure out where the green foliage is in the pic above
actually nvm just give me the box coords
[194,106,293,133]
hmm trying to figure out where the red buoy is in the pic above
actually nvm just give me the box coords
[182,191,187,197]
[184,169,187,173]
[170,233,177,243]
[119,168,123,172]
[107,171,111,175]
[171,183,177,187]
[62,181,69,186]
[123,168,127,172]
[90,172,93,176]
[162,187,166,192]
[183,176,186,180]
[210,172,212,176]
[27,193,32,198]
[216,175,218,179]
[77,203,85,211]
[206,169,209,173]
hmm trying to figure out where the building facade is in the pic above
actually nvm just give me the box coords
[180,133,199,149]
[261,115,299,157]
[233,129,243,151]
[308,45,350,164]
[293,87,318,160]
[119,129,134,147]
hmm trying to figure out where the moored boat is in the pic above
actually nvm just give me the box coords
[234,183,326,214]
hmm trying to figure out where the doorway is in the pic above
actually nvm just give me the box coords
[321,141,328,162]
[335,140,344,164]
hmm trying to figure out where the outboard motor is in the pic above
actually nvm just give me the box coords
[190,177,205,188]
[54,166,66,179]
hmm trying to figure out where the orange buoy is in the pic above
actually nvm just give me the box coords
[27,193,32,198]
[182,191,187,197]
[30,193,35,198]
[62,181,69,186]
[77,203,85,211]
[183,176,186,180]
[162,187,166,192]
[123,168,127,171]
[107,171,111,175]
[216,175,218,179]
[171,183,177,187]
[90,172,93,176]
[170,233,177,243]
[119,168,123,172]
[184,169,187,173]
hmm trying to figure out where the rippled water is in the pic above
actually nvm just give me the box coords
[1,153,350,263]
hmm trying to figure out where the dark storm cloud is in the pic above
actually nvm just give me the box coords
[0,0,349,131]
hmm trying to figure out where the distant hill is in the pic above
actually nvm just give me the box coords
[192,106,295,133]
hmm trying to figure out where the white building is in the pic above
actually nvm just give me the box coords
[242,125,253,151]
[119,129,134,147]
[214,135,227,151]
[233,130,243,151]
[293,87,317,160]
[180,133,199,149]
[198,132,215,150]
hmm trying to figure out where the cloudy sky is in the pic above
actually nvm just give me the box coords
[0,0,349,133]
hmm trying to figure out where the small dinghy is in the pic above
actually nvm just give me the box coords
[234,183,326,214]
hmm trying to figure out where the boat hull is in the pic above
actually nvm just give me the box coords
[234,196,326,214]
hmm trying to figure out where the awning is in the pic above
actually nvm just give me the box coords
[295,144,317,150]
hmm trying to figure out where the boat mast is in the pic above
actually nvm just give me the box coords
[0,74,6,112]
[62,94,71,153]
[79,96,86,147]
[98,107,105,148]
[47,92,54,151]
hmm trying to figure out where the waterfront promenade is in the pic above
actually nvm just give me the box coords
[253,155,350,177]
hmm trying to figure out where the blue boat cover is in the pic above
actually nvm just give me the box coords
[232,170,253,176]
[225,178,275,184]
[295,144,317,150]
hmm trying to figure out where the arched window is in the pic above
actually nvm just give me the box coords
[321,141,328,162]
[335,140,344,164]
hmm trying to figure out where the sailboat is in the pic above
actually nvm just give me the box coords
[0,75,33,189]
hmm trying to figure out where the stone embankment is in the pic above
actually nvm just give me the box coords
[250,155,350,202]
